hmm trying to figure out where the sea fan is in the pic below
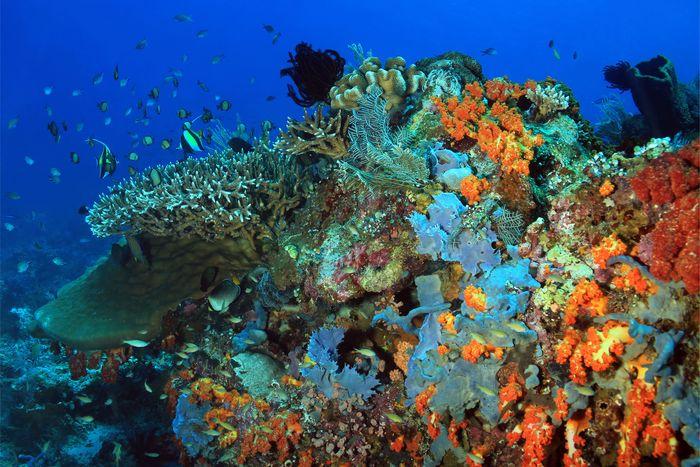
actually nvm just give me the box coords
[341,85,428,190]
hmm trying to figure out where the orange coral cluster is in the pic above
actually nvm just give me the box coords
[555,322,633,384]
[563,279,608,325]
[461,339,504,363]
[599,179,615,197]
[415,384,436,416]
[432,79,543,176]
[237,412,303,464]
[499,373,525,414]
[507,405,555,467]
[611,264,657,295]
[591,234,627,269]
[437,312,457,334]
[563,408,592,467]
[460,175,491,205]
[463,285,487,312]
[619,379,679,466]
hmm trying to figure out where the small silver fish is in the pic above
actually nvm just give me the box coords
[77,415,94,423]
[76,395,93,404]
[144,452,159,458]
[51,257,65,266]
[202,429,221,437]
[144,381,153,393]
[123,339,150,348]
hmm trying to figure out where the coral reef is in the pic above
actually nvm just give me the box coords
[19,50,700,467]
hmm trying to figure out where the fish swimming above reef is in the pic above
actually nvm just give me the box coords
[17,261,30,273]
[90,138,117,179]
[196,29,208,38]
[135,38,147,49]
[481,47,497,56]
[180,121,204,155]
[92,72,103,85]
[263,24,274,33]
[47,121,60,142]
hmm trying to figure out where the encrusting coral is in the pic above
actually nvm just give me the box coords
[329,56,426,112]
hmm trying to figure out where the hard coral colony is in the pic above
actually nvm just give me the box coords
[23,46,700,467]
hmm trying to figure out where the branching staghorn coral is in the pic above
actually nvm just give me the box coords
[339,85,428,191]
[87,150,310,245]
[526,83,570,122]
[275,105,349,159]
[329,56,426,112]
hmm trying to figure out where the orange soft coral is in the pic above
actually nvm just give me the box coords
[619,379,657,466]
[460,175,491,205]
[463,285,487,312]
[564,279,608,325]
[508,405,555,467]
[498,373,524,412]
[415,385,436,416]
[461,339,504,363]
[556,322,632,384]
[204,407,235,429]
[563,408,592,467]
[611,264,657,295]
[433,80,543,176]
[437,312,457,334]
[591,234,627,269]
[599,179,615,197]
[581,321,633,373]
[553,387,570,425]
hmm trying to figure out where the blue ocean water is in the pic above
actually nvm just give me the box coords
[2,0,698,221]
[1,1,699,465]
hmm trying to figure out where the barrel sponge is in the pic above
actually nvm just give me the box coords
[33,235,259,350]
[329,56,426,112]
[86,149,310,244]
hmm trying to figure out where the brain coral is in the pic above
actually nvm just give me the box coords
[329,56,426,112]
[87,149,310,244]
